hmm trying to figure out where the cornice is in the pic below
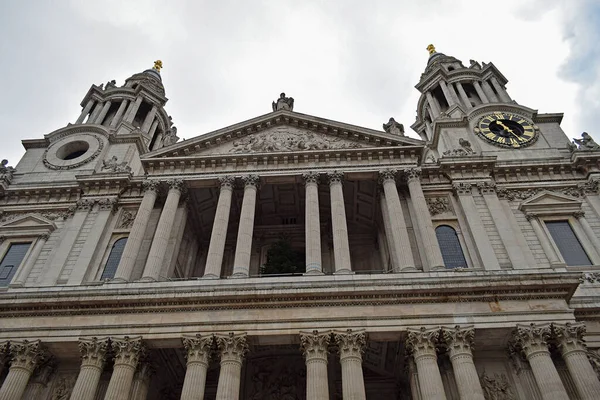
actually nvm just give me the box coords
[0,272,581,318]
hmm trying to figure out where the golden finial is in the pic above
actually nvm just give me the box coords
[426,44,436,55]
[153,60,163,72]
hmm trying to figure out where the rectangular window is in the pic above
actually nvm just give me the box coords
[0,243,32,286]
[545,220,592,266]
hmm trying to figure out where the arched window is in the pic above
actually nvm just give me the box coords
[100,238,128,280]
[435,225,467,269]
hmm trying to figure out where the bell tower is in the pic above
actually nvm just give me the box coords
[75,60,178,151]
[411,45,571,162]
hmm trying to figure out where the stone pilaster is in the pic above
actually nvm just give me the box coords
[327,171,352,273]
[404,168,445,270]
[379,169,415,271]
[525,213,563,266]
[215,333,248,400]
[0,340,47,400]
[181,335,214,400]
[406,327,447,400]
[513,323,569,400]
[300,330,331,400]
[334,329,367,400]
[554,322,600,399]
[141,179,185,281]
[10,233,49,287]
[303,172,323,274]
[129,358,154,400]
[232,175,260,277]
[203,176,235,278]
[70,337,110,400]
[114,180,159,281]
[441,326,484,400]
[104,337,145,400]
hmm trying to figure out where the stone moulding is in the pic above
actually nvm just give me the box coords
[0,272,581,319]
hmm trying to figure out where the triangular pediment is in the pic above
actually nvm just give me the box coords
[144,110,424,159]
[518,190,582,215]
[0,214,55,228]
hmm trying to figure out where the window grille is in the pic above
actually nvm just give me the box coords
[435,225,467,269]
[101,238,128,280]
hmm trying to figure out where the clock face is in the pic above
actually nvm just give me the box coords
[475,112,537,148]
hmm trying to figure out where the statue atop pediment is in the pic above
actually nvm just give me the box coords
[272,93,294,112]
[383,117,404,136]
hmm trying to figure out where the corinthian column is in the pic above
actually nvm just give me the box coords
[554,322,600,399]
[104,337,145,400]
[0,340,47,400]
[181,335,213,400]
[334,329,367,400]
[442,326,484,400]
[115,180,160,281]
[406,327,447,400]
[379,169,415,271]
[215,333,248,400]
[232,175,259,277]
[141,179,185,281]
[327,172,352,273]
[303,173,323,274]
[129,359,154,400]
[203,177,235,278]
[23,357,56,399]
[513,323,569,400]
[0,341,9,377]
[300,330,331,400]
[404,168,444,270]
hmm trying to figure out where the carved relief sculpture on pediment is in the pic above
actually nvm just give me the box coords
[427,196,452,216]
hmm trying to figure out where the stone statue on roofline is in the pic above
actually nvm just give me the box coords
[272,93,294,112]
[572,132,600,150]
[383,117,405,136]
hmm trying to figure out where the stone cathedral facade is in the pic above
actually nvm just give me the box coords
[1,46,600,400]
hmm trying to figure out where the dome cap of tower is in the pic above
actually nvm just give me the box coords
[124,60,165,96]
[424,44,461,73]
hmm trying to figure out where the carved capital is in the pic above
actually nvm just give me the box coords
[166,179,186,194]
[0,235,6,244]
[403,167,421,182]
[334,329,366,361]
[525,212,537,221]
[39,233,50,241]
[111,336,145,368]
[241,174,260,189]
[300,330,331,362]
[142,179,160,194]
[327,171,344,185]
[378,169,398,184]
[579,179,599,195]
[442,326,474,357]
[218,176,235,190]
[513,323,551,357]
[476,181,496,195]
[406,327,440,360]
[573,211,585,219]
[8,340,47,372]
[76,198,95,211]
[554,322,587,355]
[0,341,9,366]
[302,172,320,186]
[215,332,249,363]
[182,334,213,366]
[78,337,109,369]
[97,198,118,212]
[452,182,473,195]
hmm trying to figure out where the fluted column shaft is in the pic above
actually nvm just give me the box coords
[426,92,442,117]
[472,81,489,103]
[443,326,484,400]
[0,340,44,400]
[141,106,158,132]
[407,328,447,400]
[439,81,457,107]
[124,96,143,123]
[334,330,367,400]
[481,81,499,102]
[109,100,129,128]
[456,82,473,110]
[380,170,415,271]
[215,333,248,400]
[328,172,352,273]
[129,362,153,400]
[514,324,569,400]
[379,191,397,271]
[87,102,103,124]
[203,177,234,278]
[77,100,95,124]
[303,173,323,274]
[104,337,144,400]
[232,175,259,277]
[490,77,511,102]
[24,359,56,399]
[10,233,48,286]
[404,168,444,269]
[70,337,109,400]
[142,180,184,281]
[555,323,600,400]
[181,335,213,400]
[301,331,330,400]
[115,180,159,281]
[95,101,112,124]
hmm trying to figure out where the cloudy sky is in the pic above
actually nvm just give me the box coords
[0,0,598,165]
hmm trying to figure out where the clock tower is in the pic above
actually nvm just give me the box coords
[411,45,573,162]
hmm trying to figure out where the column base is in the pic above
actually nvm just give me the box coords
[334,269,354,275]
[107,277,129,284]
[304,270,325,276]
[138,276,158,282]
[229,273,249,279]
[201,274,221,280]
[400,266,419,272]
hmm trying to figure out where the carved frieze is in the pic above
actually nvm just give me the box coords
[101,156,132,174]
[496,186,588,201]
[118,210,136,229]
[0,209,75,223]
[229,126,363,154]
[426,196,452,216]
